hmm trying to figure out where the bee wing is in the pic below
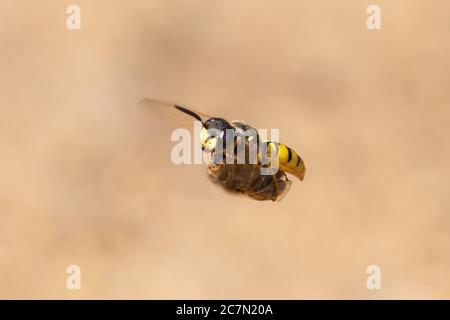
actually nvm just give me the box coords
[139,98,213,129]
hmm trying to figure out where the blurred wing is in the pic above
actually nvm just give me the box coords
[139,98,213,129]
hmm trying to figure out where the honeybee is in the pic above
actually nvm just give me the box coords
[141,98,305,201]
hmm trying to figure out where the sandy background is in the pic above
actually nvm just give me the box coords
[1,0,450,299]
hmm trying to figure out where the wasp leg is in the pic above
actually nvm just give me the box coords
[271,172,290,201]
[271,174,279,201]
[273,172,293,202]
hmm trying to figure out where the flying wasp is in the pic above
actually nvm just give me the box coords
[141,98,305,201]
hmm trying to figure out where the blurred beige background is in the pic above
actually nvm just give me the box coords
[1,0,450,299]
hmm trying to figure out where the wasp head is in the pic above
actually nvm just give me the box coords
[200,118,234,154]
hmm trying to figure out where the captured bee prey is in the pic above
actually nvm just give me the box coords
[141,98,306,201]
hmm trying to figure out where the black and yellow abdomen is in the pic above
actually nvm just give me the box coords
[265,141,306,181]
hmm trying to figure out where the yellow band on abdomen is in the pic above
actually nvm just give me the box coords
[265,141,305,180]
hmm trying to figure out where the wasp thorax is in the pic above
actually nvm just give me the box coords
[199,119,262,166]
[203,118,233,131]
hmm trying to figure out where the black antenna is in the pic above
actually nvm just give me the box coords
[174,104,203,123]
